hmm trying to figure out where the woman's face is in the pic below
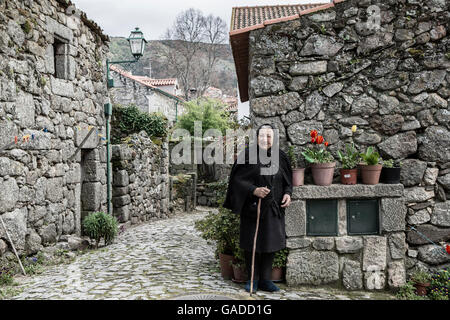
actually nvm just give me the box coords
[258,127,274,150]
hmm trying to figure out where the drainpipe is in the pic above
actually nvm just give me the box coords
[104,103,112,215]
[175,101,178,123]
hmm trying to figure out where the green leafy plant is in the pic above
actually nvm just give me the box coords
[176,98,231,136]
[287,145,299,168]
[195,186,242,263]
[272,248,289,268]
[0,269,13,286]
[383,159,394,168]
[302,130,334,164]
[360,146,381,166]
[411,270,432,284]
[111,104,168,144]
[82,212,119,248]
[383,159,402,168]
[396,281,428,300]
[337,142,360,169]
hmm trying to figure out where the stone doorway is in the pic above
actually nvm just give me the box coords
[79,148,104,232]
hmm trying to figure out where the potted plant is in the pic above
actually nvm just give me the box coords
[231,246,247,283]
[337,142,360,185]
[272,248,288,282]
[359,146,383,185]
[411,270,432,296]
[380,159,402,184]
[195,205,239,280]
[288,145,304,186]
[302,130,335,186]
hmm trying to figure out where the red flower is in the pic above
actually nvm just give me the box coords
[311,137,316,144]
[310,130,318,139]
[324,141,329,147]
[446,244,450,255]
[316,136,324,145]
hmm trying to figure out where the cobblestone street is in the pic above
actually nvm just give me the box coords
[10,207,395,300]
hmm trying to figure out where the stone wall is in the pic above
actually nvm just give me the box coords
[0,0,109,256]
[111,131,170,224]
[196,182,220,207]
[286,184,406,290]
[247,0,450,284]
[169,173,197,213]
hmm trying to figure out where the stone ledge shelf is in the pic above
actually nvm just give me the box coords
[285,183,407,291]
[291,184,404,200]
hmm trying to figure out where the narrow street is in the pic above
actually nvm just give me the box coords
[10,207,395,300]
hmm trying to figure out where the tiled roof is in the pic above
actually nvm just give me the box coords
[230,3,327,32]
[138,78,178,87]
[230,1,346,103]
[110,65,184,102]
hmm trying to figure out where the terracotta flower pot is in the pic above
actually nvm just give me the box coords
[232,264,248,283]
[310,162,336,186]
[360,164,382,185]
[292,168,305,186]
[340,168,357,185]
[219,253,234,280]
[380,167,401,184]
[414,282,430,296]
[271,267,283,282]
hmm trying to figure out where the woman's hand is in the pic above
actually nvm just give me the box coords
[253,187,271,198]
[281,194,291,208]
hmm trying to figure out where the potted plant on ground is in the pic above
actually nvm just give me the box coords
[272,248,288,282]
[195,205,238,280]
[337,142,360,185]
[231,245,247,283]
[302,130,335,186]
[380,159,402,184]
[359,146,383,185]
[411,270,432,296]
[288,145,304,186]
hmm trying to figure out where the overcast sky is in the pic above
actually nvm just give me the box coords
[72,0,327,119]
[73,0,327,39]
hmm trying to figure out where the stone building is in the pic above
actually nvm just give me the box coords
[230,0,449,290]
[109,65,185,125]
[0,0,110,256]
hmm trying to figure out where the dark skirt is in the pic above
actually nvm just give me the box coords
[239,211,286,253]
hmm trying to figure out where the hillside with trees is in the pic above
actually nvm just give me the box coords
[108,9,238,99]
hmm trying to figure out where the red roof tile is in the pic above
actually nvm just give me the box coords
[230,4,327,32]
[110,65,184,102]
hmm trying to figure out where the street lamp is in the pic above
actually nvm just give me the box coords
[128,27,147,60]
[106,27,147,88]
[104,27,147,215]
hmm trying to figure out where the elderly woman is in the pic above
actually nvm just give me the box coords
[223,124,293,292]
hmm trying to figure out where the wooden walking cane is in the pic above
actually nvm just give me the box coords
[250,197,262,296]
[0,216,27,276]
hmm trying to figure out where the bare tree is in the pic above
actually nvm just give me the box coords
[159,9,228,100]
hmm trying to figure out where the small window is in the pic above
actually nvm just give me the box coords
[347,199,379,235]
[306,199,338,236]
[53,36,68,79]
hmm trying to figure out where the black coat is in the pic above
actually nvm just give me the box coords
[223,145,293,253]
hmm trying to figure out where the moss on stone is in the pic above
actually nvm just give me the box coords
[21,20,32,34]
[39,77,46,87]
[407,48,424,57]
